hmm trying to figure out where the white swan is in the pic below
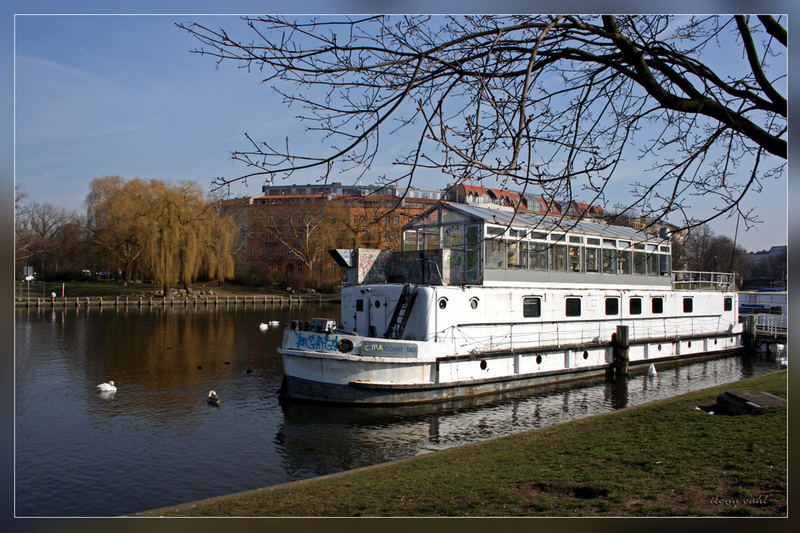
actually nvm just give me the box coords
[647,364,657,377]
[259,323,269,331]
[207,390,221,406]
[268,320,279,327]
[97,380,117,392]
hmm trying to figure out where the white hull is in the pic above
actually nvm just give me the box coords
[278,284,744,404]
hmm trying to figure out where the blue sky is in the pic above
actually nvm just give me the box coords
[10,8,792,252]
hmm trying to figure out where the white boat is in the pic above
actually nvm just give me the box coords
[278,202,744,404]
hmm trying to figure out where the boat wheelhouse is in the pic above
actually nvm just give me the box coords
[278,202,744,404]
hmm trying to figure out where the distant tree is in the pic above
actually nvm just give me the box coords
[86,176,150,286]
[26,201,70,274]
[180,15,786,233]
[87,176,238,291]
[684,224,750,278]
[14,185,32,273]
[256,199,344,285]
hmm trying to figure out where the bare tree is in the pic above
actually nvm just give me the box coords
[26,201,69,274]
[15,185,33,271]
[179,15,785,233]
[260,199,342,278]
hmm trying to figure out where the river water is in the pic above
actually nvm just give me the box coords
[14,302,779,516]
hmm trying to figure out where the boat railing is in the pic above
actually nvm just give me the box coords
[671,270,735,291]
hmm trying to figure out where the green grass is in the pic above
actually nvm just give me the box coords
[140,370,787,517]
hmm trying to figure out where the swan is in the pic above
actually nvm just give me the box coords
[647,364,657,377]
[268,320,279,327]
[207,390,221,406]
[97,380,117,393]
[259,323,269,331]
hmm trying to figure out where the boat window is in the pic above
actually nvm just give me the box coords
[425,232,440,250]
[569,236,583,243]
[443,225,464,247]
[618,249,632,275]
[470,297,479,309]
[551,233,565,241]
[486,239,505,269]
[587,237,601,246]
[568,246,583,272]
[660,245,670,252]
[659,254,671,275]
[510,228,526,238]
[530,231,548,240]
[585,248,599,272]
[629,297,642,315]
[518,241,529,269]
[724,297,733,311]
[487,226,505,236]
[618,240,631,248]
[605,297,619,316]
[647,253,659,276]
[523,297,541,318]
[634,243,645,250]
[506,241,525,268]
[651,297,664,314]
[403,230,418,251]
[603,239,616,247]
[683,297,693,313]
[602,248,617,274]
[565,297,581,317]
[531,242,548,270]
[356,299,364,312]
[438,298,448,309]
[633,251,647,275]
[551,244,567,271]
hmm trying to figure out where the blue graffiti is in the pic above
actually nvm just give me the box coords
[292,331,340,352]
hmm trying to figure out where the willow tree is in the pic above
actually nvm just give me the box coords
[86,176,151,285]
[141,180,238,293]
[204,210,238,285]
[180,15,786,234]
[87,176,238,291]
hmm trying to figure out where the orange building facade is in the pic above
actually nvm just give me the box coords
[222,188,439,288]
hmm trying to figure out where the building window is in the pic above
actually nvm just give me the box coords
[566,297,581,317]
[605,297,618,316]
[652,297,664,314]
[724,297,733,311]
[629,297,642,315]
[523,297,541,318]
[683,297,693,313]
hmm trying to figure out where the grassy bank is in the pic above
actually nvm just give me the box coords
[140,370,787,517]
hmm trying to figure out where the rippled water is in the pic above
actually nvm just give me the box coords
[15,303,779,516]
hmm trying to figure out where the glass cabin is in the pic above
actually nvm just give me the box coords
[401,202,672,286]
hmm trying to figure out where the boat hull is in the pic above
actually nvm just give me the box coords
[279,332,745,405]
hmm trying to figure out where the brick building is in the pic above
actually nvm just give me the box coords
[222,184,440,287]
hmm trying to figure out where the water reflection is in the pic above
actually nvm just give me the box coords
[15,304,779,516]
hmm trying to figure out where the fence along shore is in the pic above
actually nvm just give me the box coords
[15,293,337,309]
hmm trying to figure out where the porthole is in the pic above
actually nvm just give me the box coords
[338,339,353,353]
[688,341,692,348]
[714,339,718,345]
[536,355,543,364]
[583,350,589,360]
[438,298,448,309]
[374,300,381,308]
[657,344,662,351]
[480,360,487,370]
[470,297,479,309]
